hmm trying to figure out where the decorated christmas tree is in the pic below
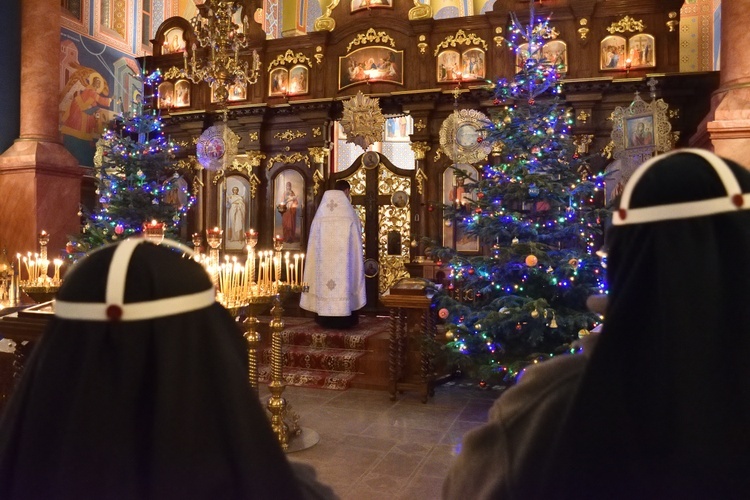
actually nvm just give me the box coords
[433,9,607,383]
[67,70,194,259]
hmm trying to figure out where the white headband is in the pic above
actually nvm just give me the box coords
[54,237,216,322]
[612,148,748,226]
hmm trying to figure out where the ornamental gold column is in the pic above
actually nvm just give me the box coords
[0,0,82,257]
[410,141,430,259]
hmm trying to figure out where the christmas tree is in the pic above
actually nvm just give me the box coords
[67,70,195,258]
[433,9,607,383]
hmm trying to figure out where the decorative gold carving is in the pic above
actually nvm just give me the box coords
[314,46,324,65]
[666,11,679,32]
[601,141,615,159]
[491,142,504,155]
[249,131,259,142]
[672,131,681,144]
[212,159,261,199]
[534,24,560,40]
[379,166,411,196]
[573,134,594,154]
[415,167,427,196]
[313,1,339,32]
[267,50,313,71]
[494,27,505,47]
[434,149,442,162]
[414,119,426,132]
[379,201,411,293]
[607,16,645,34]
[346,167,367,196]
[434,30,488,56]
[163,66,184,80]
[346,28,396,53]
[439,109,492,164]
[340,91,386,150]
[312,127,322,137]
[245,150,266,168]
[417,35,428,55]
[308,147,330,164]
[410,141,430,161]
[669,109,680,119]
[275,129,307,142]
[578,18,589,41]
[312,169,324,196]
[577,110,590,124]
[408,0,431,21]
[267,152,311,169]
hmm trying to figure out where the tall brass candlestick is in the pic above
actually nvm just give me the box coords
[267,294,289,450]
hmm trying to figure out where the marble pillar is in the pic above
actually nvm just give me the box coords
[691,2,750,166]
[0,0,82,260]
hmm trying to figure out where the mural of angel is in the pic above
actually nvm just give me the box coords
[60,66,114,142]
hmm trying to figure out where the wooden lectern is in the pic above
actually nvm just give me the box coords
[380,278,438,403]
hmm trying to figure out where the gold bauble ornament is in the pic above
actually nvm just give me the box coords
[525,254,538,267]
[531,310,539,318]
[578,328,590,338]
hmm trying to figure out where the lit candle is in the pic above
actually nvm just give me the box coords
[300,253,305,286]
[293,254,299,286]
[53,259,62,283]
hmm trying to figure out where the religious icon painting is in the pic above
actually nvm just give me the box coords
[437,50,462,82]
[158,82,174,109]
[460,48,485,80]
[273,170,305,250]
[541,40,568,73]
[442,165,480,253]
[627,34,655,69]
[600,35,627,71]
[174,80,190,108]
[384,115,413,142]
[351,0,392,14]
[339,47,403,90]
[221,175,252,252]
[162,28,186,55]
[288,65,309,95]
[227,82,247,102]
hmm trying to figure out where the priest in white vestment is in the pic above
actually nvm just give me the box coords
[300,180,367,328]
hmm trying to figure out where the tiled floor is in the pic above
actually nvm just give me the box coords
[259,382,502,500]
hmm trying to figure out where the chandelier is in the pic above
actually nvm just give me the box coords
[181,0,260,104]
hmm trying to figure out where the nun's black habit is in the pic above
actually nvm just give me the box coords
[0,238,305,499]
[542,149,750,498]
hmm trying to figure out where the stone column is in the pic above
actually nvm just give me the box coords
[0,0,82,258]
[691,1,750,165]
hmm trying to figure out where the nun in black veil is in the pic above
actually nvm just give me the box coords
[444,149,750,499]
[0,237,332,499]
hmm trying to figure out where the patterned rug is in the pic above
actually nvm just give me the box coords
[258,316,389,390]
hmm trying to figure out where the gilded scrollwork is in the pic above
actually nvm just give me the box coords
[308,147,330,164]
[378,166,410,196]
[346,28,396,53]
[312,127,322,137]
[410,141,430,161]
[249,131,259,142]
[314,46,324,65]
[267,50,313,71]
[573,134,594,154]
[275,129,307,142]
[245,150,266,168]
[163,66,183,80]
[434,30,488,56]
[212,157,254,185]
[312,169,324,196]
[345,167,367,196]
[607,16,645,34]
[493,27,505,47]
[340,92,386,150]
[578,19,590,41]
[417,35,428,55]
[414,119,426,132]
[267,152,311,170]
[415,167,427,196]
[577,110,590,124]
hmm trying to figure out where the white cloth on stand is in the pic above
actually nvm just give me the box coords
[300,190,366,316]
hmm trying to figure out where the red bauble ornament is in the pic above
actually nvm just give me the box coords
[477,136,483,143]
[427,204,434,212]
[573,152,580,159]
[477,192,484,199]
[479,380,487,388]
[475,208,482,214]
[493,98,500,106]
[528,98,535,105]
[468,268,475,275]
[115,224,124,235]
[438,308,450,319]
[65,242,75,254]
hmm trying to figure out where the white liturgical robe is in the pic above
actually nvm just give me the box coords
[300,190,367,316]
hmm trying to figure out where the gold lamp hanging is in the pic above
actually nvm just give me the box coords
[181,0,260,105]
